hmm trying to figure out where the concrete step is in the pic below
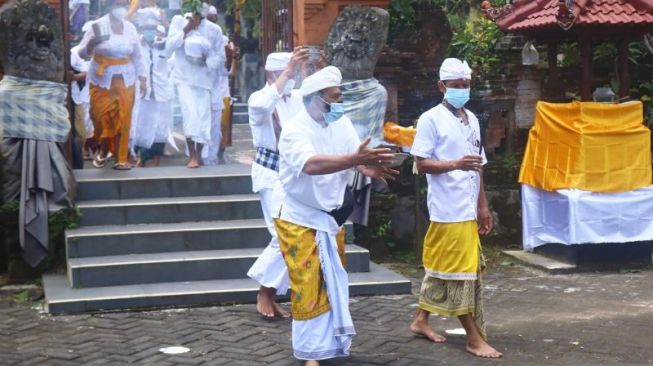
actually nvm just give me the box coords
[67,245,370,288]
[77,194,261,226]
[233,102,247,114]
[233,111,248,124]
[66,220,356,258]
[44,262,412,314]
[75,165,252,201]
[66,219,270,258]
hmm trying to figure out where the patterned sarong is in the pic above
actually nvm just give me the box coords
[0,75,70,143]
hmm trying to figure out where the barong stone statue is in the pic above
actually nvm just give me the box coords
[324,6,390,227]
[0,0,75,268]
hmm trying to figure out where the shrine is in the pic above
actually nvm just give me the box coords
[483,0,653,269]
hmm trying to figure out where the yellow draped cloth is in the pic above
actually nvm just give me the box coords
[274,218,346,321]
[220,96,232,147]
[89,77,135,164]
[93,54,132,77]
[383,122,415,147]
[519,101,651,193]
[422,221,480,281]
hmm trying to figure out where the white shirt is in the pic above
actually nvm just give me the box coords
[214,34,231,104]
[411,103,487,223]
[70,44,90,105]
[248,83,304,192]
[167,15,225,91]
[78,15,146,89]
[278,109,360,234]
[141,39,173,102]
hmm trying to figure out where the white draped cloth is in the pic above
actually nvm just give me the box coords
[521,184,653,251]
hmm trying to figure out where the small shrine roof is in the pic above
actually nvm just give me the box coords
[482,0,653,34]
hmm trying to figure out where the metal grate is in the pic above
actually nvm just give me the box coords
[261,0,293,61]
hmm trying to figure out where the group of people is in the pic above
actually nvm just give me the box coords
[70,0,234,170]
[244,51,503,365]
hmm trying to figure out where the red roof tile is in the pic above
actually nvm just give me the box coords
[489,0,653,32]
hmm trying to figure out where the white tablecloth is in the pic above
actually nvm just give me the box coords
[521,184,653,251]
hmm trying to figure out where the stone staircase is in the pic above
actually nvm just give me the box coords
[43,165,411,314]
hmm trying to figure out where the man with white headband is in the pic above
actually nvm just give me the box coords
[245,48,308,318]
[167,2,225,168]
[409,58,502,358]
[275,65,398,365]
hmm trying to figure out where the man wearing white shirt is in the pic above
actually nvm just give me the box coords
[167,6,225,168]
[409,58,502,358]
[203,5,227,166]
[275,66,398,365]
[245,49,307,318]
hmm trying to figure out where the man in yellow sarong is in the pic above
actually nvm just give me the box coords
[409,58,502,358]
[78,0,147,170]
[275,66,398,365]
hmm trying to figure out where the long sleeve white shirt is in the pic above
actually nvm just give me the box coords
[166,15,225,91]
[78,15,146,89]
[247,83,304,193]
[140,39,173,102]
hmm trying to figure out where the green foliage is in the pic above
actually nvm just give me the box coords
[13,290,30,304]
[223,0,261,38]
[447,14,504,78]
[182,0,204,15]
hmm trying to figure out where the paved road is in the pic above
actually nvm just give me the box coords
[1,263,652,365]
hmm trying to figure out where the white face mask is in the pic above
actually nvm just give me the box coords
[111,7,128,21]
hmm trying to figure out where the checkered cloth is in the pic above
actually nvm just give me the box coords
[0,75,70,143]
[255,146,280,172]
[341,78,388,147]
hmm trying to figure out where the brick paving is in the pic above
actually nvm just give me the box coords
[1,263,652,365]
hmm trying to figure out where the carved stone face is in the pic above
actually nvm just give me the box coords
[324,6,389,80]
[0,0,64,82]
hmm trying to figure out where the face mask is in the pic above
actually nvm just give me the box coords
[142,30,157,44]
[444,87,470,109]
[111,7,128,21]
[319,96,345,124]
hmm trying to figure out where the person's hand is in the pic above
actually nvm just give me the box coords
[287,47,309,74]
[478,206,493,235]
[86,34,99,54]
[360,165,400,186]
[183,14,201,34]
[455,155,483,172]
[352,137,395,167]
[139,76,147,98]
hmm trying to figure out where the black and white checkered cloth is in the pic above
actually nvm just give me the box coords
[255,147,280,172]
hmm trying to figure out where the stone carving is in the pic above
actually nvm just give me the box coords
[0,0,64,82]
[324,6,389,80]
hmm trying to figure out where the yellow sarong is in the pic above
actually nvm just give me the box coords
[220,96,232,147]
[93,54,131,77]
[274,218,346,321]
[89,77,135,164]
[422,221,480,281]
[519,101,651,193]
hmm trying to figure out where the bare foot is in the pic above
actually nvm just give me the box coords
[256,291,275,318]
[466,340,503,358]
[410,320,446,343]
[305,360,319,366]
[186,158,200,169]
[272,301,290,319]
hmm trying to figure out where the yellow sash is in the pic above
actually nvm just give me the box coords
[93,54,131,77]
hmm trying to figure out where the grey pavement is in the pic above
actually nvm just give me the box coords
[1,263,652,365]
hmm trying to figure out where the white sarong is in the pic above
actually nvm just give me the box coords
[177,83,212,144]
[246,181,289,294]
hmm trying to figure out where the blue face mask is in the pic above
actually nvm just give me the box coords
[444,87,470,109]
[319,96,345,124]
[142,30,157,45]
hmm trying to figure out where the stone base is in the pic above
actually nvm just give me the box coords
[533,242,653,271]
